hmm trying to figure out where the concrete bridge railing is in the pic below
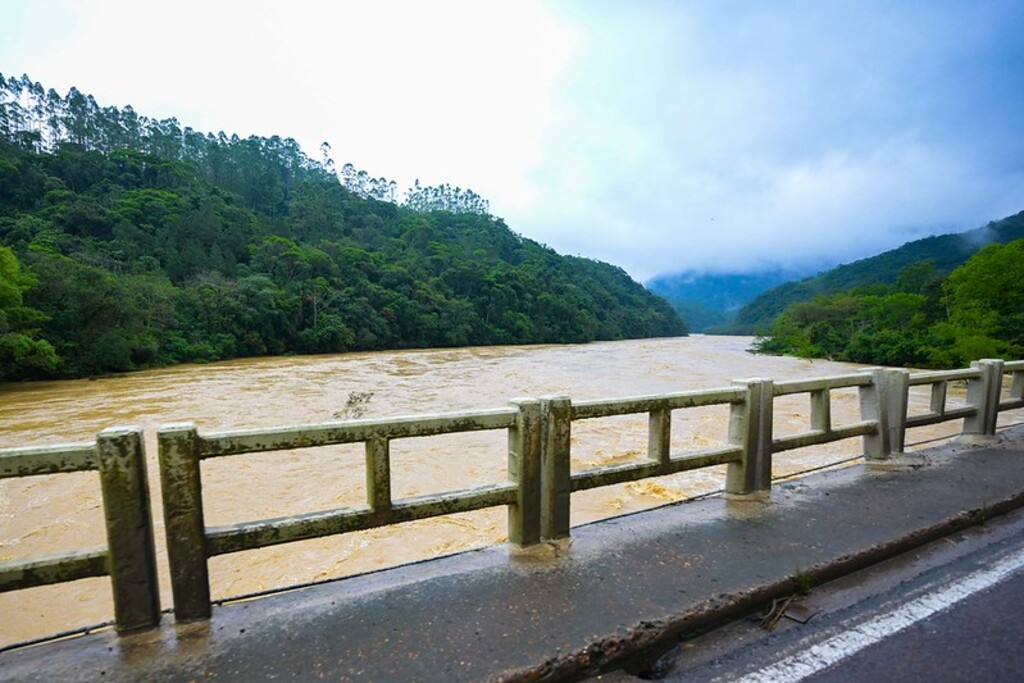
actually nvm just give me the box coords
[0,428,160,633]
[157,401,541,621]
[1,358,1022,634]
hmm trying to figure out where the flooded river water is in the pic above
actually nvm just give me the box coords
[0,335,1014,645]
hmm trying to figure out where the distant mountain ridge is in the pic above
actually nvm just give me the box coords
[728,210,1024,333]
[646,269,808,313]
[646,268,813,332]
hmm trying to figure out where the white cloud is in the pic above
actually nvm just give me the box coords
[2,1,1023,282]
[504,1,1024,279]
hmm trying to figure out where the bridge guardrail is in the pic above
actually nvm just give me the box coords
[999,360,1024,411]
[3,358,1021,632]
[157,401,541,621]
[538,387,748,539]
[0,427,159,633]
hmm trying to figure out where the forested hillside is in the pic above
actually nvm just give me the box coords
[731,211,1024,334]
[0,74,685,380]
[753,239,1024,368]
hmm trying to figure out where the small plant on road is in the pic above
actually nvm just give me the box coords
[792,568,814,595]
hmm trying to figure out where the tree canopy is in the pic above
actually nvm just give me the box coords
[753,243,1024,368]
[730,211,1024,334]
[0,74,685,380]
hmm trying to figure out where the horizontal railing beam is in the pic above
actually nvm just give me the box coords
[571,387,744,420]
[907,405,977,428]
[773,374,872,396]
[571,460,662,492]
[909,369,980,385]
[571,446,742,493]
[0,443,97,479]
[0,548,108,591]
[773,421,876,452]
[206,483,518,555]
[199,409,518,458]
[667,446,744,471]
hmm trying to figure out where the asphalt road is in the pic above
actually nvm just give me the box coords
[802,569,1024,683]
[594,505,1024,683]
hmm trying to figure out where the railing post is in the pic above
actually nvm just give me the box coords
[158,423,211,621]
[96,426,161,632]
[964,359,1003,438]
[365,436,392,513]
[648,406,672,468]
[810,388,831,434]
[726,378,773,496]
[929,382,947,416]
[860,368,908,459]
[508,399,542,546]
[540,396,571,541]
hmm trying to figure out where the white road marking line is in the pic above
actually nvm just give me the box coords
[736,546,1024,683]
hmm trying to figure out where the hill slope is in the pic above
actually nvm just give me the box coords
[646,269,807,313]
[0,74,685,380]
[729,211,1024,333]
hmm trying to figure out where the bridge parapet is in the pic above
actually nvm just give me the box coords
[2,357,1022,636]
[0,428,159,633]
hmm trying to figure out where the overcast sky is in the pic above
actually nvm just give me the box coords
[2,1,1022,281]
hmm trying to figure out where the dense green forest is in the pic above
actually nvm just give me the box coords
[753,240,1024,368]
[0,74,685,380]
[730,211,1024,334]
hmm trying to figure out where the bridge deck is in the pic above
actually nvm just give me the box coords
[3,427,1024,682]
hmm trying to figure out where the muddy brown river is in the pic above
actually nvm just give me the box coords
[1,335,1017,645]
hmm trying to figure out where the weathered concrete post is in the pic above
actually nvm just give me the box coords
[726,379,773,497]
[860,368,908,459]
[929,381,948,417]
[540,396,572,541]
[648,405,672,468]
[887,369,910,456]
[810,388,832,435]
[963,359,1004,440]
[508,399,542,546]
[158,423,211,621]
[365,436,392,513]
[96,426,161,632]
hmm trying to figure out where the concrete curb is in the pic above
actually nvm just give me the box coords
[504,480,1024,681]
